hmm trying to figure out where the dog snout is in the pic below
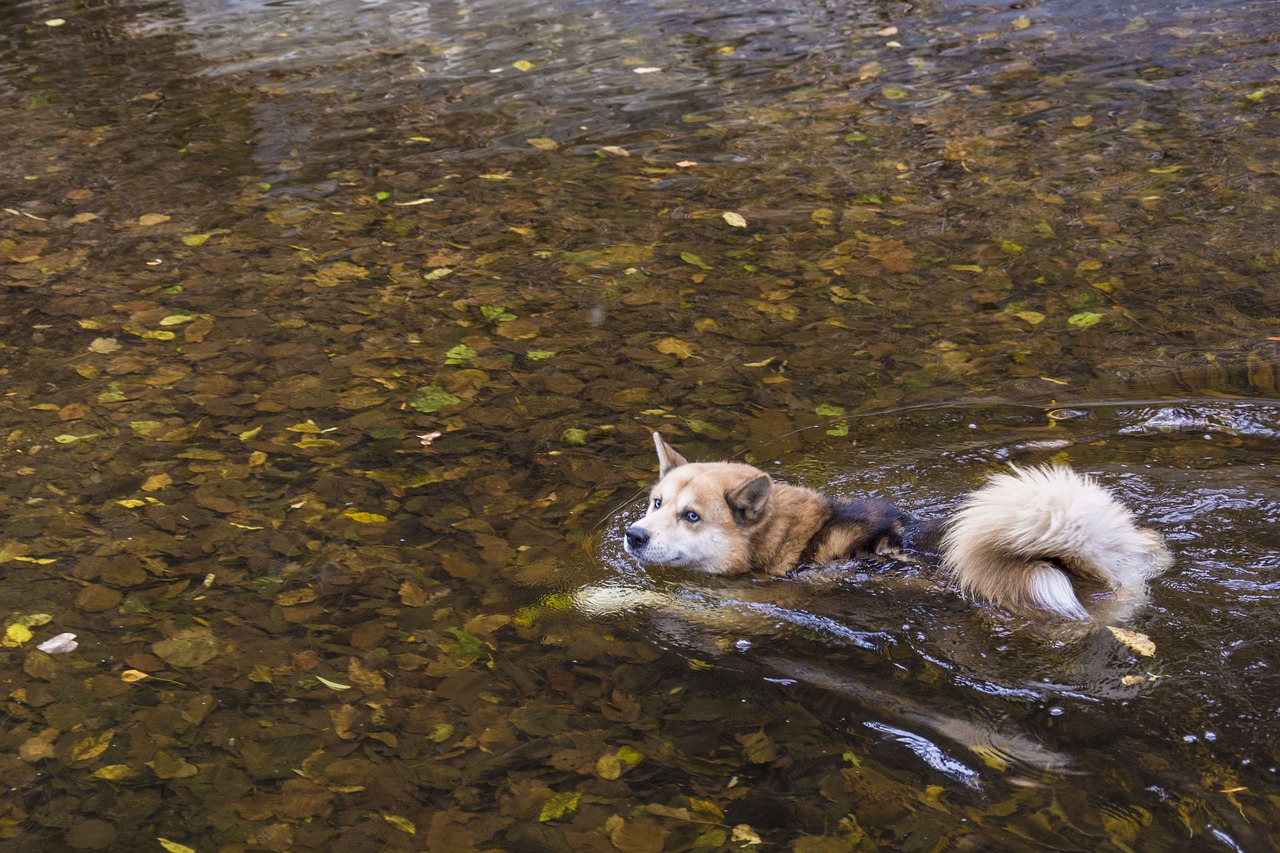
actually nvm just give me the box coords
[624,525,650,551]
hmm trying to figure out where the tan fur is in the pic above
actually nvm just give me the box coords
[624,433,1173,620]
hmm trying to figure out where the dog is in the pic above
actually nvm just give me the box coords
[623,432,1173,620]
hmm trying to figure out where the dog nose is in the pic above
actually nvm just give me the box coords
[624,526,649,550]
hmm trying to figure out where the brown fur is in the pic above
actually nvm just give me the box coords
[623,432,1172,619]
[625,433,941,578]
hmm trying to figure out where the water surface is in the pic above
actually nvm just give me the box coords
[0,0,1278,850]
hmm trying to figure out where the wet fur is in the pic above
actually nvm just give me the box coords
[624,432,1173,620]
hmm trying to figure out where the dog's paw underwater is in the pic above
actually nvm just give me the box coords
[624,432,1173,621]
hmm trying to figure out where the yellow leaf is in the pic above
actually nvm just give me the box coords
[526,138,559,150]
[159,314,198,326]
[116,499,147,508]
[137,213,171,227]
[286,420,324,433]
[239,425,263,442]
[1012,15,1031,29]
[1108,626,1156,657]
[121,670,150,682]
[596,754,623,780]
[512,59,535,71]
[157,839,197,853]
[382,814,416,834]
[71,729,115,762]
[950,264,984,272]
[138,330,176,340]
[3,624,33,647]
[722,211,748,228]
[141,473,172,492]
[655,337,696,359]
[1015,311,1046,325]
[1071,115,1094,128]
[91,764,139,781]
[345,507,389,522]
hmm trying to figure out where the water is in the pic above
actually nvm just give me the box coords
[1,0,1278,849]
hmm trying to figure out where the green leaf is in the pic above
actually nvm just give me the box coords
[526,349,556,360]
[561,428,589,445]
[481,305,517,322]
[407,386,461,413]
[443,627,489,659]
[815,403,846,417]
[679,251,713,270]
[444,344,477,364]
[539,791,581,822]
[1068,311,1104,328]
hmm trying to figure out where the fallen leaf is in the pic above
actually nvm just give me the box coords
[71,729,115,762]
[655,338,696,359]
[679,251,712,270]
[1109,626,1156,657]
[382,814,416,834]
[539,791,581,822]
[152,626,221,668]
[157,840,197,853]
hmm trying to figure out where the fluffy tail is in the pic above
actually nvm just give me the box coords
[941,466,1173,619]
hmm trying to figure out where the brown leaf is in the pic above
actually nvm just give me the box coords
[151,626,220,668]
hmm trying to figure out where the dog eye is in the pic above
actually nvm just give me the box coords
[682,510,700,523]
[652,497,662,509]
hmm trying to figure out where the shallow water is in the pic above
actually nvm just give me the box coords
[1,0,1279,849]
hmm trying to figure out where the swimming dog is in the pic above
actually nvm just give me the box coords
[623,432,1172,619]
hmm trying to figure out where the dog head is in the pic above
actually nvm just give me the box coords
[623,432,772,575]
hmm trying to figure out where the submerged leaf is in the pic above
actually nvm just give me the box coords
[1108,626,1156,657]
[408,386,461,413]
[679,251,713,270]
[539,791,581,822]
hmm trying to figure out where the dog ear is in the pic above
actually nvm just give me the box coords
[653,432,688,478]
[725,473,771,524]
